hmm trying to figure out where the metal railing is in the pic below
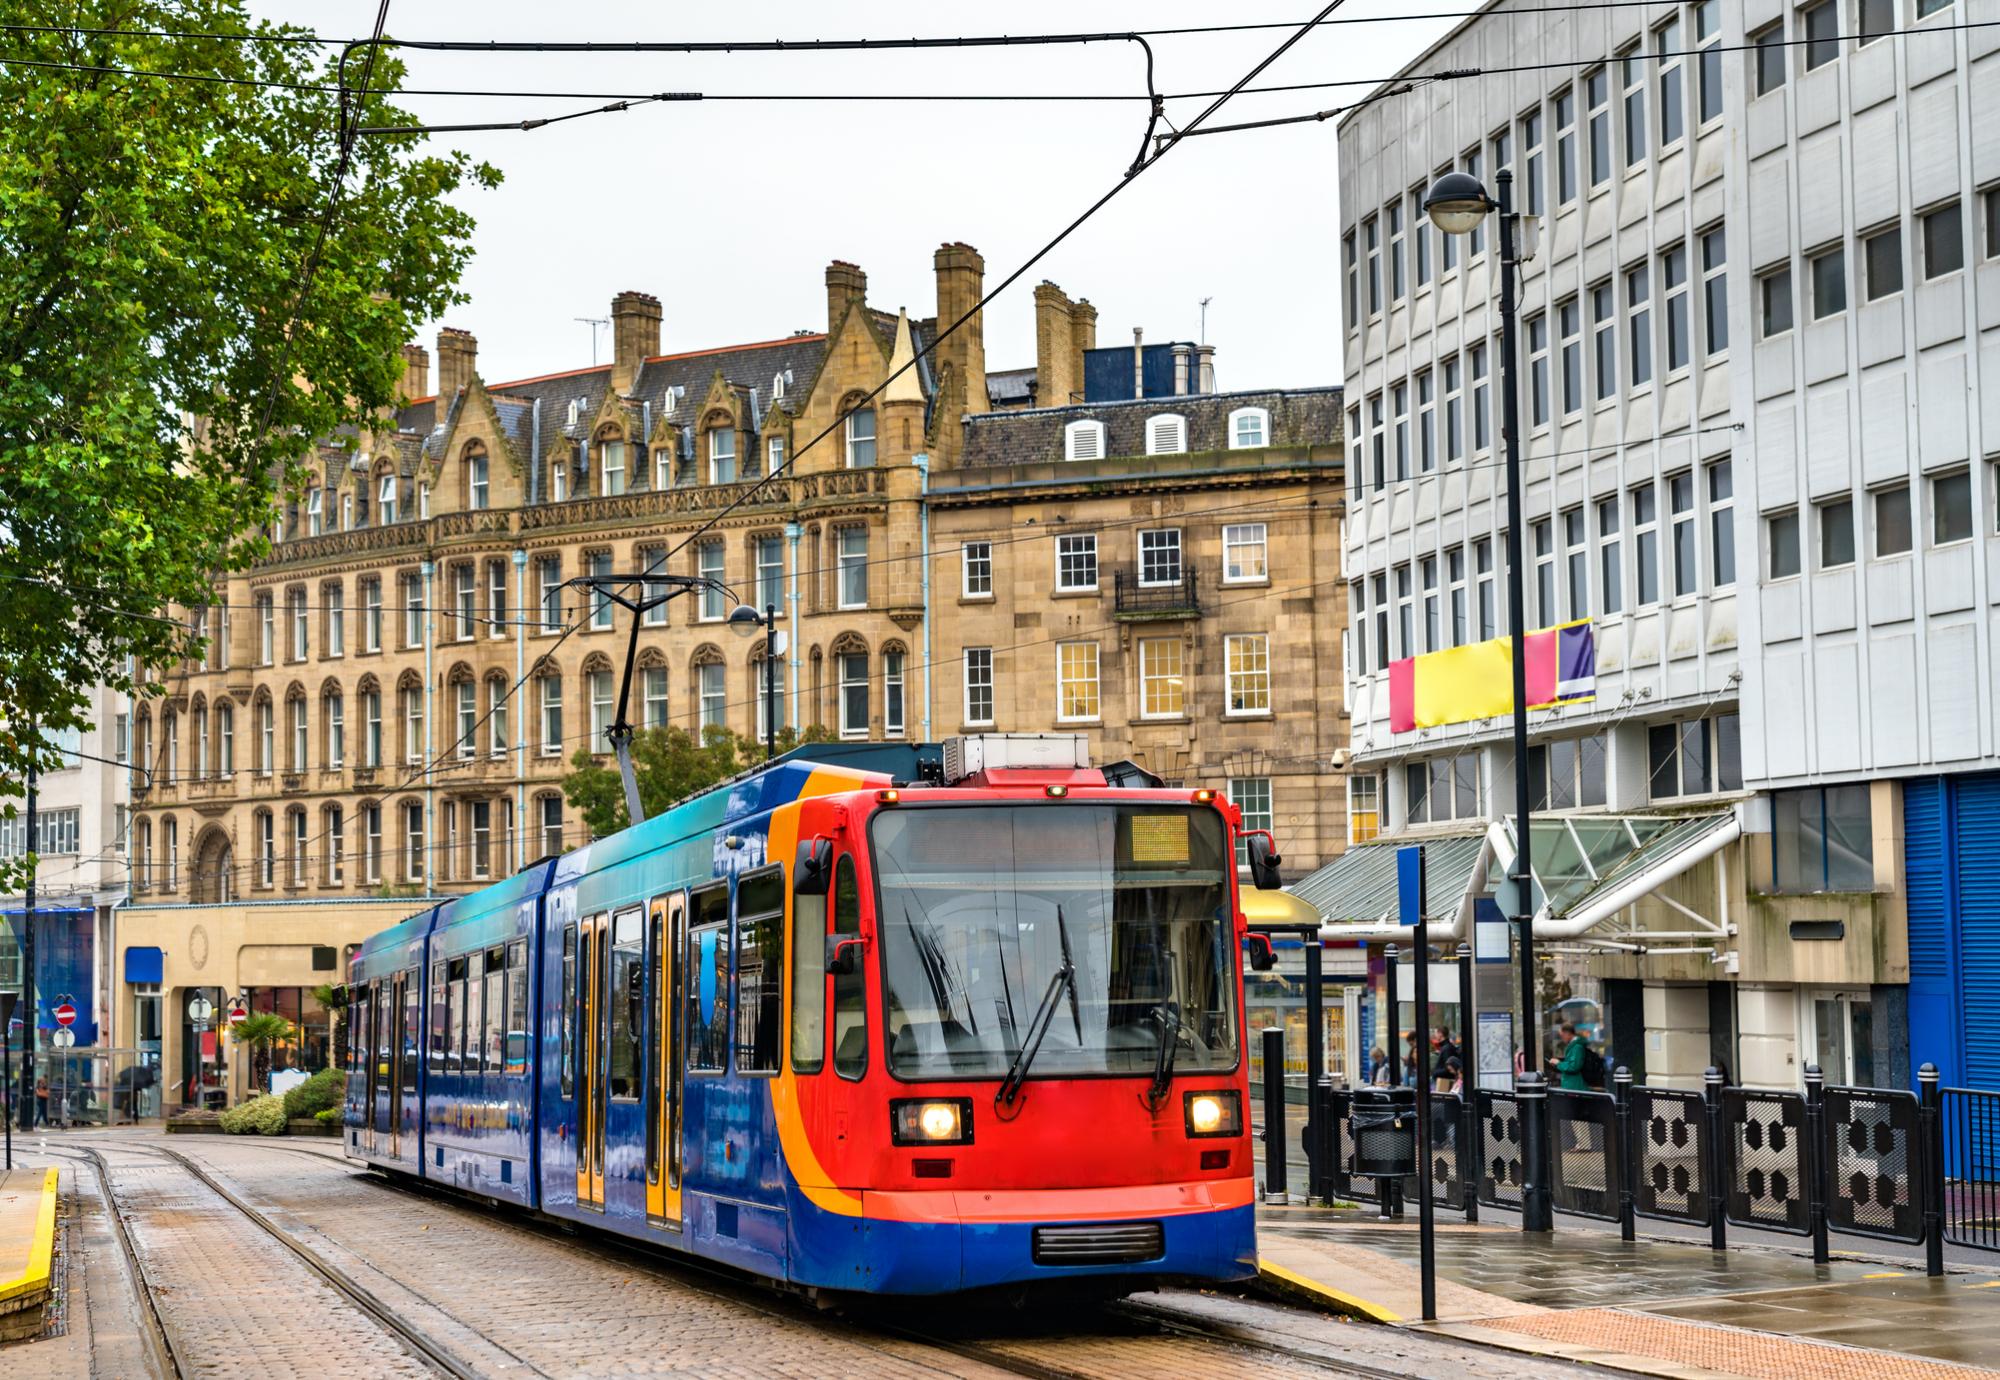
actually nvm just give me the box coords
[1111,566,1201,618]
[1287,1062,1960,1274]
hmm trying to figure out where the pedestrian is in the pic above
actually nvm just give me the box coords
[1549,1023,1588,1091]
[1433,1028,1463,1094]
[1402,1031,1420,1087]
[33,1075,47,1128]
[1367,1046,1391,1086]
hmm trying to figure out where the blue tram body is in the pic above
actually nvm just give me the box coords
[345,741,1261,1295]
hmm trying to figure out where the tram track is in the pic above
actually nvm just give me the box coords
[60,1141,522,1380]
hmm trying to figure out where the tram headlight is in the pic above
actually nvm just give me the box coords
[1183,1090,1242,1138]
[891,1097,974,1146]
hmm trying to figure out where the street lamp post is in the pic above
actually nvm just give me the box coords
[762,603,778,762]
[1424,166,1552,1232]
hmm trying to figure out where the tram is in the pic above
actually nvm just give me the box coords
[344,734,1275,1296]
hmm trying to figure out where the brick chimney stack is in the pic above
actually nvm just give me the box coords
[1035,282,1081,407]
[399,343,430,401]
[435,327,477,402]
[932,242,987,422]
[826,261,867,334]
[610,291,661,395]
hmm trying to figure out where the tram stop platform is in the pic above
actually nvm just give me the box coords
[1256,1203,2000,1379]
[0,1168,59,1343]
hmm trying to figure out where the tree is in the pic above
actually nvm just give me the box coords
[0,5,499,885]
[225,1012,298,1097]
[311,983,350,1072]
[563,724,833,839]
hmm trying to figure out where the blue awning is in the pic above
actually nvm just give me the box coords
[125,945,164,985]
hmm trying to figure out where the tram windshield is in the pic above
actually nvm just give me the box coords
[871,803,1240,1081]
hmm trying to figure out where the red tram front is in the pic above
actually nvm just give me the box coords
[772,737,1262,1294]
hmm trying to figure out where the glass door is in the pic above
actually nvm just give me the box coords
[576,914,609,1209]
[1804,988,1874,1086]
[647,893,686,1227]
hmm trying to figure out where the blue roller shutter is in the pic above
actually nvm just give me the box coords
[1956,775,2000,1092]
[1903,778,1956,1087]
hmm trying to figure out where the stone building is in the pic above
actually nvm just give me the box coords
[929,287,1349,870]
[112,241,1350,1106]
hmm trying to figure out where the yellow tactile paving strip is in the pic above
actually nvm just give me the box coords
[0,1167,58,1303]
[1474,1306,2000,1380]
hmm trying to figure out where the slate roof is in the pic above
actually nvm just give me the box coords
[389,332,832,468]
[958,385,1344,468]
[985,367,1037,407]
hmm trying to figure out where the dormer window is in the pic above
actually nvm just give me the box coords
[709,428,737,485]
[654,446,672,491]
[550,457,568,503]
[306,489,323,537]
[1064,419,1106,461]
[1145,413,1187,455]
[418,482,430,519]
[378,472,398,524]
[468,451,489,509]
[845,408,877,468]
[1228,406,1271,449]
[771,372,786,401]
[566,398,581,427]
[601,439,627,496]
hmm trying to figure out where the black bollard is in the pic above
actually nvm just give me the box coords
[1262,1026,1287,1202]
[1920,1063,1944,1278]
[1518,1071,1553,1231]
[1702,1066,1728,1250]
[1613,1065,1636,1242]
[1803,1064,1830,1264]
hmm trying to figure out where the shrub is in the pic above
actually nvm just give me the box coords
[283,1067,344,1119]
[219,1092,288,1136]
[314,1106,341,1126]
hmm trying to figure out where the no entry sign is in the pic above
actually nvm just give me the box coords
[51,1002,75,1028]
[228,1006,247,1026]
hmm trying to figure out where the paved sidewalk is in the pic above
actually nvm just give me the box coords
[1257,1203,2000,1378]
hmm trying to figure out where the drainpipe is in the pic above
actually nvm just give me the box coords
[512,547,528,872]
[912,454,933,743]
[785,522,803,729]
[421,559,435,895]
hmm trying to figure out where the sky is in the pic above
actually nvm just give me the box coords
[252,3,1460,393]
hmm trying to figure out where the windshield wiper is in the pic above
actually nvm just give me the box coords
[997,951,1075,1109]
[1055,904,1084,1041]
[1144,995,1183,1112]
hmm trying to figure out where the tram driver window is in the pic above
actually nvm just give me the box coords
[686,884,731,1073]
[462,951,485,1072]
[831,855,868,1080]
[609,909,644,1099]
[401,971,421,1092]
[735,870,784,1074]
[790,864,829,1074]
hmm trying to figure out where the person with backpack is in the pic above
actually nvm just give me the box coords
[1550,1023,1591,1091]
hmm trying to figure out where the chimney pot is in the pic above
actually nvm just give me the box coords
[399,343,430,401]
[610,290,662,395]
[435,327,477,403]
[826,260,868,334]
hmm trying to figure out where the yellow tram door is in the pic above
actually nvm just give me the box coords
[577,912,609,1209]
[647,893,685,1227]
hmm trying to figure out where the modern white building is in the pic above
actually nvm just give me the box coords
[1322,0,1994,1091]
[2,681,136,1056]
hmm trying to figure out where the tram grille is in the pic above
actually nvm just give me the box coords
[1031,1222,1165,1266]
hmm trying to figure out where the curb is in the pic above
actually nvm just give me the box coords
[0,1166,58,1341]
[1255,1257,1403,1323]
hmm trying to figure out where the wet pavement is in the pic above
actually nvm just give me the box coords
[1258,1203,2000,1377]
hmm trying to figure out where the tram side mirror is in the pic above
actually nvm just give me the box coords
[826,935,866,976]
[794,837,834,896]
[1245,831,1284,891]
[1244,933,1278,972]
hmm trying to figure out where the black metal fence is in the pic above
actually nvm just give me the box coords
[1284,1062,1961,1274]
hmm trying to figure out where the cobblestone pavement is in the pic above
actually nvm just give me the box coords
[8,1132,1590,1378]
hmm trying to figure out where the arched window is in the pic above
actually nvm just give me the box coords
[486,672,512,755]
[398,670,425,765]
[691,646,727,734]
[254,809,275,887]
[255,693,274,775]
[288,807,308,886]
[636,649,668,731]
[1227,406,1271,449]
[216,702,234,777]
[582,652,615,752]
[845,407,876,468]
[465,443,490,510]
[832,635,870,740]
[1145,413,1187,455]
[162,815,178,891]
[598,428,628,497]
[880,641,908,739]
[323,685,345,768]
[134,819,152,891]
[192,700,209,779]
[287,689,309,773]
[750,641,787,742]
[134,708,151,777]
[323,803,346,885]
[536,661,564,756]
[1064,419,1106,461]
[161,708,179,784]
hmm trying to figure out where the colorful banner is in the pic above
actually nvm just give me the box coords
[1388,620,1595,733]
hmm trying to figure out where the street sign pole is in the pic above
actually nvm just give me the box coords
[1,994,13,1168]
[1397,844,1437,1323]
[188,993,214,1112]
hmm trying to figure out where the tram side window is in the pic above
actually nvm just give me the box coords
[446,957,468,1073]
[463,951,484,1073]
[401,970,421,1089]
[832,855,867,1080]
[790,869,829,1074]
[428,962,448,1072]
[609,909,644,1099]
[506,940,529,1074]
[686,883,730,1072]
[483,946,506,1074]
[560,924,576,1096]
[735,869,784,1075]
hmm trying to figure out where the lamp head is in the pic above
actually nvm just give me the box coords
[726,603,762,637]
[1424,170,1495,235]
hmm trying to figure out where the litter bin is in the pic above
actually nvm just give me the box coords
[1350,1086,1418,1178]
